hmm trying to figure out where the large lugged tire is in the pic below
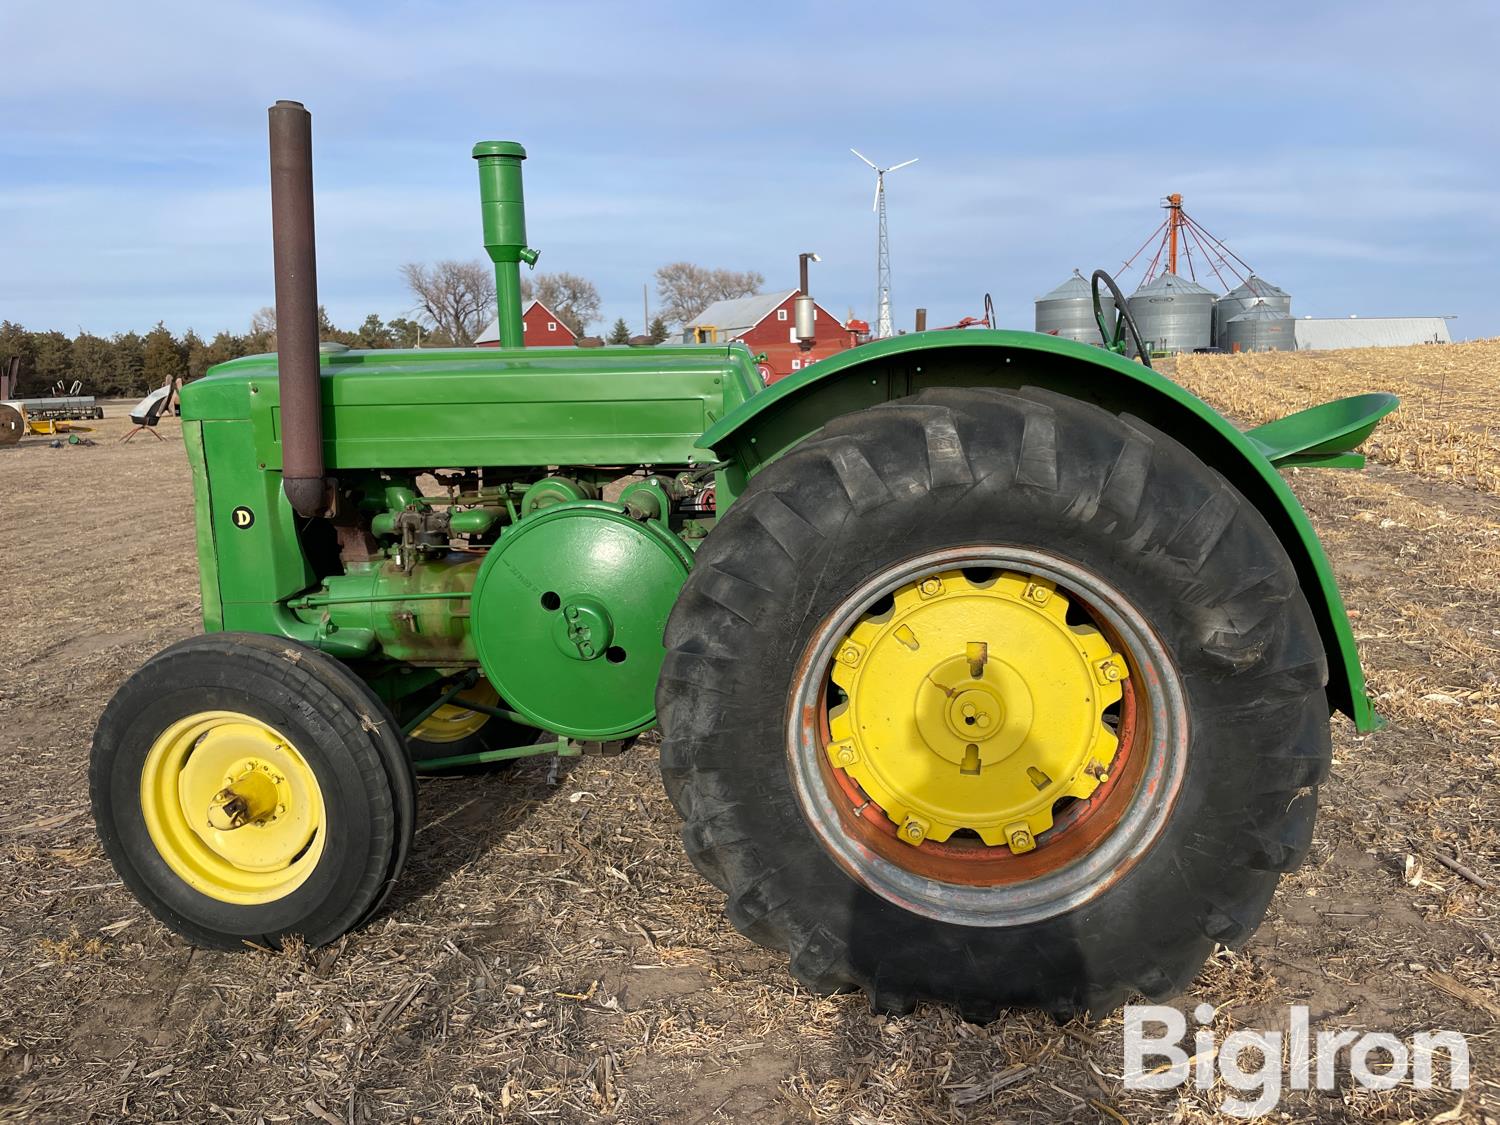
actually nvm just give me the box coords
[91,634,414,950]
[657,387,1330,1018]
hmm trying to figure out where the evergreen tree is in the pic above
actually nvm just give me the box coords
[202,331,247,371]
[71,332,114,393]
[111,332,146,396]
[142,322,186,387]
[607,316,632,344]
[388,317,426,348]
[648,315,670,345]
[32,331,72,388]
[356,313,395,349]
[183,329,212,379]
[0,321,38,393]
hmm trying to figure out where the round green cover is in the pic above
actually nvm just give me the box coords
[471,502,693,739]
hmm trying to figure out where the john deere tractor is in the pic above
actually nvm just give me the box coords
[90,101,1397,1018]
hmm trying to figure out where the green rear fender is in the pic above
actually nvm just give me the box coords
[697,330,1381,732]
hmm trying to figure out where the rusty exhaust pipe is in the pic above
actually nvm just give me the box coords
[268,100,329,518]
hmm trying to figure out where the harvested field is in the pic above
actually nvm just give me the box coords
[1,353,1496,1122]
[1176,339,1500,493]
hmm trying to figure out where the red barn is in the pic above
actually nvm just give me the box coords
[474,299,578,347]
[680,291,858,382]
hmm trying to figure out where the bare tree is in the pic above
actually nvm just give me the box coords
[654,263,765,327]
[520,272,601,337]
[401,260,496,345]
[246,306,277,352]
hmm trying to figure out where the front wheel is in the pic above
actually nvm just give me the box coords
[657,387,1331,1018]
[91,634,414,950]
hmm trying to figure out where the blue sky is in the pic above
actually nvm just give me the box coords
[2,0,1496,340]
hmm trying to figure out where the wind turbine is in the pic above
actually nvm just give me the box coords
[851,149,917,339]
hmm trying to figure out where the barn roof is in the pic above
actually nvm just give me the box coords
[682,291,798,339]
[474,299,572,344]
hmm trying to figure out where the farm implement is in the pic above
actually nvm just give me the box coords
[91,101,1397,1017]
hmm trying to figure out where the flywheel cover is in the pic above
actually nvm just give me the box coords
[471,501,692,739]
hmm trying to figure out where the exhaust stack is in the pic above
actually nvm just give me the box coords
[268,99,329,517]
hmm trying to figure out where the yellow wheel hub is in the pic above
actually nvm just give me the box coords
[828,570,1127,854]
[140,711,325,905]
[411,682,499,744]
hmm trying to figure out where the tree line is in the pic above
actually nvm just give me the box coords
[1,259,766,399]
[0,310,428,399]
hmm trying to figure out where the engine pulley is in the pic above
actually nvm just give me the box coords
[470,500,693,740]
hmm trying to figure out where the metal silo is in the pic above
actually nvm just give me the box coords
[1126,272,1215,355]
[1214,275,1291,344]
[1035,271,1114,345]
[1221,301,1294,352]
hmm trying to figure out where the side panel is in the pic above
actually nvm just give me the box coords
[181,420,223,632]
[698,330,1378,731]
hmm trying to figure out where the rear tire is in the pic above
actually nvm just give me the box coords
[657,387,1330,1017]
[91,634,413,950]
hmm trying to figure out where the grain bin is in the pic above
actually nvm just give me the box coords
[1126,272,1215,355]
[1214,275,1291,345]
[1035,271,1115,345]
[1221,301,1294,352]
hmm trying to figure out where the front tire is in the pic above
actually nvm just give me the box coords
[657,387,1330,1017]
[91,634,414,950]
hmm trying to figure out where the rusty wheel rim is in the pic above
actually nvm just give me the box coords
[786,546,1188,928]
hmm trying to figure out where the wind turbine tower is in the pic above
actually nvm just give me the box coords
[851,148,917,339]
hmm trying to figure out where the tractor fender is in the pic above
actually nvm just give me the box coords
[698,330,1378,731]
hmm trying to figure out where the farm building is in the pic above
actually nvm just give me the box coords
[1294,316,1452,350]
[678,290,858,382]
[475,299,578,347]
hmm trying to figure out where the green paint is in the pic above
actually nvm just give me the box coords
[181,421,224,631]
[1243,392,1399,465]
[468,501,692,740]
[295,556,481,664]
[473,140,536,348]
[415,735,580,773]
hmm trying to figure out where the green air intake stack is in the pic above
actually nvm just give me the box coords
[472,141,539,349]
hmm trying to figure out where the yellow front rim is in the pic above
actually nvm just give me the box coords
[410,682,500,744]
[828,569,1126,854]
[140,711,326,905]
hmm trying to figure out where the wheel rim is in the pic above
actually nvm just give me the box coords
[140,711,326,905]
[787,547,1188,928]
[410,682,500,744]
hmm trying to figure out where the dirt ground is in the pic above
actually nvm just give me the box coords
[1,354,1496,1123]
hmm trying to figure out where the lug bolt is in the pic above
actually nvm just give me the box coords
[833,742,858,766]
[1008,827,1034,852]
[918,578,943,598]
[901,817,928,844]
[1095,655,1126,684]
[1026,583,1050,605]
[838,645,862,666]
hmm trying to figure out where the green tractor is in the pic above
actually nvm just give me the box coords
[90,100,1397,1018]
